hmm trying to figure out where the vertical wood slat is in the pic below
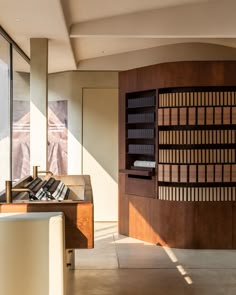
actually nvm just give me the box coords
[188,107,196,125]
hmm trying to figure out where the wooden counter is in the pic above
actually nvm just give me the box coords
[0,175,94,249]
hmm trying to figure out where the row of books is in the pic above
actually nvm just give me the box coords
[127,112,155,124]
[158,164,236,183]
[127,96,155,108]
[158,91,236,108]
[158,106,236,126]
[159,129,236,145]
[158,149,236,164]
[128,144,155,155]
[158,186,236,202]
[128,128,154,139]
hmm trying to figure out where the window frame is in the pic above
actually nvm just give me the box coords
[0,26,30,182]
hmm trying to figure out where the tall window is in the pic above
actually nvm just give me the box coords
[0,35,10,191]
[0,29,30,193]
[12,49,30,181]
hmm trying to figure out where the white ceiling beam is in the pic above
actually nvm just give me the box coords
[70,0,236,38]
[56,0,77,68]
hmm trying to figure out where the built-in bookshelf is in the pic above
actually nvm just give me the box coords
[157,87,236,201]
[119,61,236,249]
[120,90,156,197]
[124,90,156,174]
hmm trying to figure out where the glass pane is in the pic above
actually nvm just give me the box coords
[48,100,68,175]
[12,49,30,181]
[0,35,10,192]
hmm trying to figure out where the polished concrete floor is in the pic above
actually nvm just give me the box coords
[67,223,236,295]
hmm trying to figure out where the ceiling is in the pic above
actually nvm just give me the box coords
[0,0,236,73]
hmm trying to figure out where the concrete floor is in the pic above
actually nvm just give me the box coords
[67,223,236,295]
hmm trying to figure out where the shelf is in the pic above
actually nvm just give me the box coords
[158,162,236,165]
[125,90,156,189]
[158,125,236,131]
[158,86,236,94]
[158,181,236,188]
[158,105,236,108]
[126,122,155,126]
[159,144,236,149]
[127,105,155,110]
[127,138,155,142]
[119,168,154,177]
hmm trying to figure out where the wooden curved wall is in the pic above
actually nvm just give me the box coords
[119,61,236,249]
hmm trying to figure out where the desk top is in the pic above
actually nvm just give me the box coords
[0,212,64,221]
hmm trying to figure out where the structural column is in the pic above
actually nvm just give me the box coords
[30,38,48,171]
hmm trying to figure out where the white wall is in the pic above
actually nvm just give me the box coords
[82,88,118,221]
[48,71,119,221]
[11,71,119,221]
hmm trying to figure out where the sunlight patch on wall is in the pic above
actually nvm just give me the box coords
[83,147,118,221]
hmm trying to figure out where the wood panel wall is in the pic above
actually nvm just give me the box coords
[119,61,236,249]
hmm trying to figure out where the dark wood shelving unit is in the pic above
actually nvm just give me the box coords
[124,89,156,197]
[119,61,236,249]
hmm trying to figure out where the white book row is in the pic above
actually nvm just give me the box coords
[158,186,236,202]
[159,130,236,145]
[159,91,236,107]
[158,149,236,164]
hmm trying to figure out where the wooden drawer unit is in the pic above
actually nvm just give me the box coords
[125,175,155,198]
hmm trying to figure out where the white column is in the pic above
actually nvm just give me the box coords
[30,38,48,171]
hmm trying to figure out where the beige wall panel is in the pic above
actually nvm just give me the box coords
[83,88,118,221]
[48,71,118,175]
